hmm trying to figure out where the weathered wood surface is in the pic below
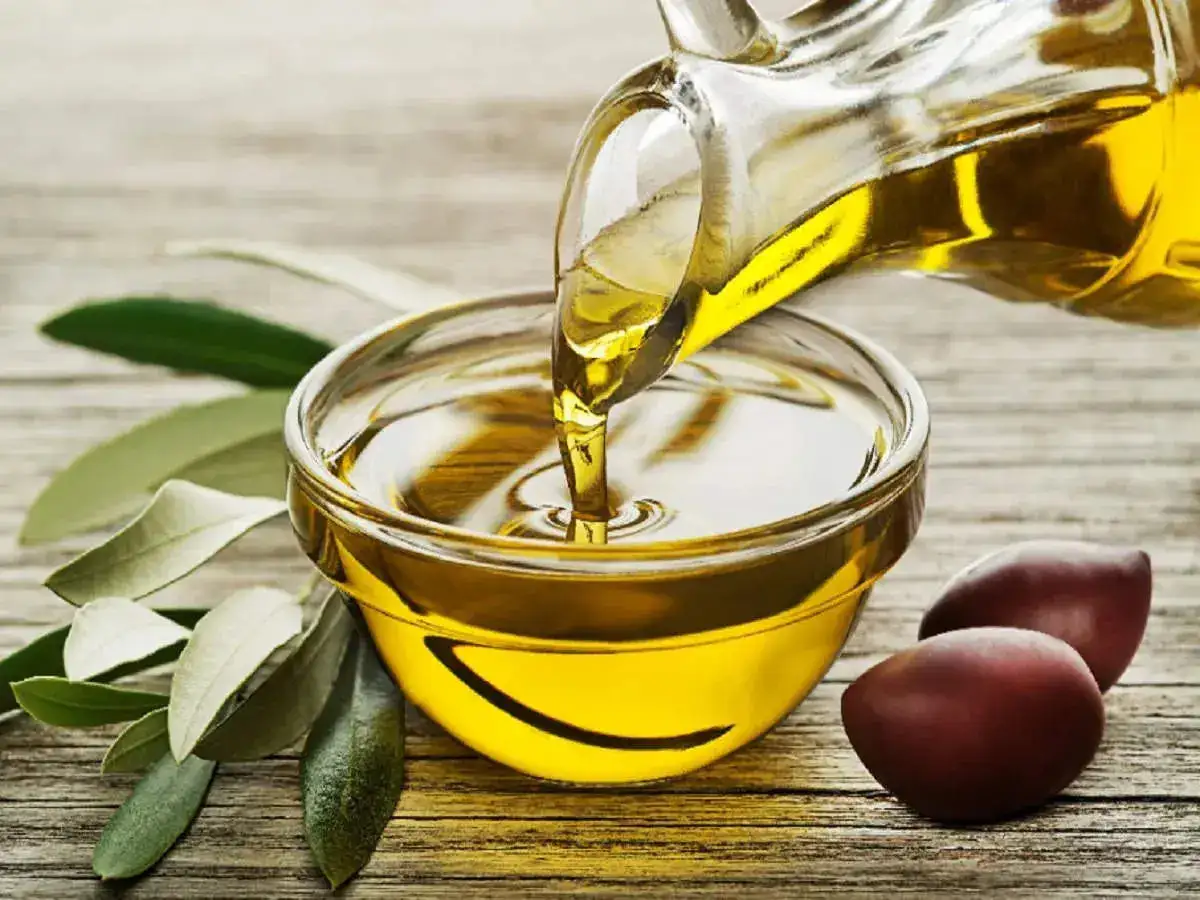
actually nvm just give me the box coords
[2,2,1199,897]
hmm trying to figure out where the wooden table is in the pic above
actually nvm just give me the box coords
[2,3,1198,896]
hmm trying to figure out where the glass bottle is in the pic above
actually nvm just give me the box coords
[553,0,1200,412]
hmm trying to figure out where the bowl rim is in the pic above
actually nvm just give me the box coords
[285,287,930,570]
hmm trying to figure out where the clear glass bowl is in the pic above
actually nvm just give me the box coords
[285,289,929,784]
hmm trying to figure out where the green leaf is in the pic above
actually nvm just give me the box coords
[195,588,353,762]
[166,239,458,311]
[168,587,302,761]
[45,481,286,606]
[0,609,205,717]
[94,609,207,682]
[102,709,170,774]
[12,678,167,727]
[302,628,405,888]
[64,598,191,683]
[0,629,70,716]
[93,754,216,881]
[173,432,286,500]
[41,296,332,389]
[20,390,290,546]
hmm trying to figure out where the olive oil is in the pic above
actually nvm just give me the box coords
[333,352,888,544]
[553,89,1200,533]
[290,306,925,783]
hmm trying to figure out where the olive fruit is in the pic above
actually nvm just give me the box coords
[841,627,1104,823]
[919,540,1152,691]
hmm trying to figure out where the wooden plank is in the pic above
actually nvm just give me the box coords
[0,686,1196,806]
[3,685,1197,802]
[1,802,1198,898]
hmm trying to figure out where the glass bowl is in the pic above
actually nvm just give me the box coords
[285,289,929,784]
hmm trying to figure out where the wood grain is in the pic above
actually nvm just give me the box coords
[2,2,1199,897]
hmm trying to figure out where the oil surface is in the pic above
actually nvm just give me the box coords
[333,351,889,544]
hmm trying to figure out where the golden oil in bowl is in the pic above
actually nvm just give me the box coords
[286,290,927,784]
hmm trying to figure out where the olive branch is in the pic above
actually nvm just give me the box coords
[1,242,450,888]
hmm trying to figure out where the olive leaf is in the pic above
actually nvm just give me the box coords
[90,609,207,683]
[40,296,332,388]
[12,678,167,727]
[195,588,353,762]
[93,754,216,881]
[64,598,192,683]
[302,628,405,889]
[168,587,303,761]
[45,481,286,606]
[0,609,205,717]
[0,628,72,716]
[165,238,458,311]
[173,432,286,500]
[20,390,290,546]
[102,709,170,774]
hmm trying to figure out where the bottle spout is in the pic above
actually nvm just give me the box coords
[655,0,776,61]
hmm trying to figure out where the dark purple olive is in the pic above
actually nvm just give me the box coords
[842,627,1104,824]
[919,541,1152,692]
